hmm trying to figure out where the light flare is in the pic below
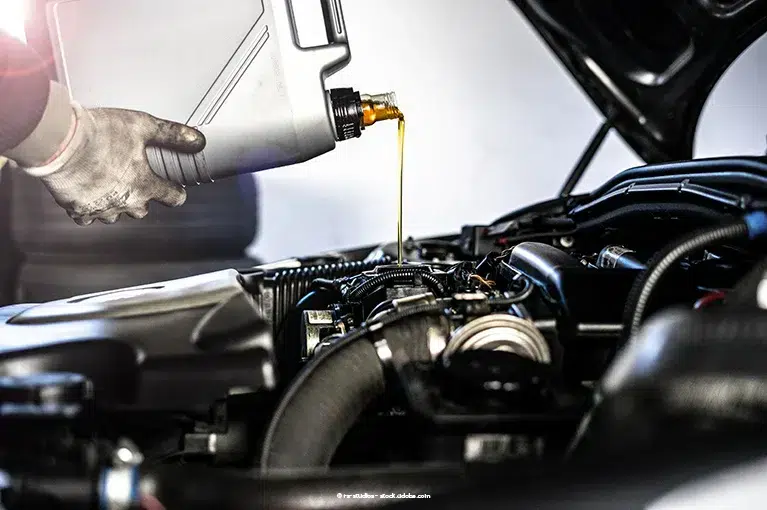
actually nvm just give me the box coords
[0,0,28,43]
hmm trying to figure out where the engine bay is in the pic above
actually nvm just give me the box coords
[4,157,767,507]
[3,0,767,504]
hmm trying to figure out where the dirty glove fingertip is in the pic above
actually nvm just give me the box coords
[127,207,149,220]
[151,179,187,208]
[148,118,206,153]
[72,215,94,227]
[166,186,188,208]
[98,213,121,225]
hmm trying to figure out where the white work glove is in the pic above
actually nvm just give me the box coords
[20,103,205,225]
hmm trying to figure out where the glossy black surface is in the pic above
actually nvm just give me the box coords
[511,0,767,163]
[509,243,581,307]
[574,307,767,463]
[466,157,767,257]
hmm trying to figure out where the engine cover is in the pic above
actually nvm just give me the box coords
[0,270,274,412]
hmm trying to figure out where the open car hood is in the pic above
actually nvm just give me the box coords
[510,0,767,164]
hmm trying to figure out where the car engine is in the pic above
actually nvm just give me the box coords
[3,159,767,508]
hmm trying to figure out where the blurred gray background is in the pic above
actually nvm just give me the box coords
[2,0,766,263]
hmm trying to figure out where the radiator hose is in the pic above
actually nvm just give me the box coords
[260,302,448,472]
[623,211,767,340]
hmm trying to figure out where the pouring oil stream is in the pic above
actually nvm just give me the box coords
[360,93,405,265]
[396,113,405,265]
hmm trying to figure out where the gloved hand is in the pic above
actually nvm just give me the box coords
[19,103,205,225]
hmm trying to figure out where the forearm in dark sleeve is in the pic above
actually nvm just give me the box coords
[0,30,51,153]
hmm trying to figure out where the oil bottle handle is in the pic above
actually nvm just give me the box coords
[320,0,348,45]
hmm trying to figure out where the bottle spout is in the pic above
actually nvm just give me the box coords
[360,92,398,109]
[327,88,401,142]
[361,92,402,126]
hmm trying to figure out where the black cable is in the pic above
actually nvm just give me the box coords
[347,268,446,301]
[367,299,394,321]
[488,279,534,306]
[623,212,767,339]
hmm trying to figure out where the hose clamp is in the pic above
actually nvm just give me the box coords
[368,323,394,370]
[368,324,405,396]
[373,338,394,368]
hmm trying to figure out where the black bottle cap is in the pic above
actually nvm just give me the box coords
[329,88,363,141]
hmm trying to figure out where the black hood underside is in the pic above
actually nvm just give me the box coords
[511,0,767,164]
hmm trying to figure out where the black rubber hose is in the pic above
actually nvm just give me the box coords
[347,269,446,301]
[261,339,384,471]
[367,299,394,321]
[622,212,767,340]
[487,279,534,307]
[260,302,448,472]
[571,308,767,459]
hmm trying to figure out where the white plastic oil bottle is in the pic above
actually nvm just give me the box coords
[45,0,399,184]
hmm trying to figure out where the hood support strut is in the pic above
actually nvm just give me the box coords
[559,119,613,197]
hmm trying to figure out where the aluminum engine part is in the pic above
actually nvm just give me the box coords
[444,314,551,364]
[382,294,447,360]
[302,310,346,359]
